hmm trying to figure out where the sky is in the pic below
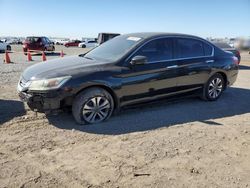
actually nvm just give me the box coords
[0,0,249,39]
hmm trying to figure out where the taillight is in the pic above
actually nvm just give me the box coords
[23,43,28,48]
[232,56,239,65]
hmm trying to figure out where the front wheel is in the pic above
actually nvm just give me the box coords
[203,73,225,101]
[72,88,114,125]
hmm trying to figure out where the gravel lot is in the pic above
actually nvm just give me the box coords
[0,46,250,188]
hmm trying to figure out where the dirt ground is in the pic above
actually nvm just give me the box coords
[0,46,250,188]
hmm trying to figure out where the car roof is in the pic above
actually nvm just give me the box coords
[122,32,205,40]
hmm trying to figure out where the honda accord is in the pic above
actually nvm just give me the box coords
[17,33,239,124]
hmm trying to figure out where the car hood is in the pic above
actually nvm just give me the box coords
[22,55,113,81]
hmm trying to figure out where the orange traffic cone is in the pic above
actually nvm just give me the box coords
[42,51,47,61]
[4,51,11,64]
[60,50,64,57]
[27,50,32,61]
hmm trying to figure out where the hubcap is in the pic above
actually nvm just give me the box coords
[82,96,111,123]
[208,78,223,98]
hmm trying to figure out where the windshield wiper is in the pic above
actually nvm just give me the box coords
[84,56,94,60]
[79,54,95,60]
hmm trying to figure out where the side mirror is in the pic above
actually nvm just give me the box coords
[130,55,147,65]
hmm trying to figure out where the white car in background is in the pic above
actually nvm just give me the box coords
[0,40,11,52]
[78,40,97,48]
[54,39,70,45]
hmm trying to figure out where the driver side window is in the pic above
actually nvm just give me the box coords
[134,38,173,62]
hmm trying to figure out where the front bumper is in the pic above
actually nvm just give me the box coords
[18,90,69,113]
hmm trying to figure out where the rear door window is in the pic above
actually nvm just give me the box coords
[175,38,204,58]
[203,42,213,56]
[134,38,173,62]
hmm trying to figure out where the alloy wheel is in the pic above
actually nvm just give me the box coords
[82,96,111,123]
[208,77,223,99]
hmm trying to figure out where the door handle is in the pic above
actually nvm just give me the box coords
[206,60,214,63]
[166,65,178,69]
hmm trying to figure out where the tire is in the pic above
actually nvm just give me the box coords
[6,45,11,51]
[202,73,225,101]
[81,44,86,48]
[72,87,114,125]
[23,49,27,55]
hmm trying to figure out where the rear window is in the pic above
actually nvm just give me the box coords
[204,42,213,56]
[26,37,40,43]
[176,39,204,58]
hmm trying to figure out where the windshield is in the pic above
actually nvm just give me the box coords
[84,35,142,62]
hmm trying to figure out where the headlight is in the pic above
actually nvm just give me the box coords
[29,76,71,91]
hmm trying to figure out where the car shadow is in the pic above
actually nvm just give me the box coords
[0,99,26,125]
[47,87,250,135]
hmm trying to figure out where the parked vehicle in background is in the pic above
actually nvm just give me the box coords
[54,38,70,45]
[1,38,22,45]
[213,42,241,64]
[242,39,250,50]
[0,40,11,52]
[22,36,55,54]
[234,38,250,50]
[97,33,120,45]
[64,40,82,47]
[18,33,239,125]
[82,38,97,42]
[78,40,98,48]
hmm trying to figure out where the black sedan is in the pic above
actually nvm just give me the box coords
[18,33,239,124]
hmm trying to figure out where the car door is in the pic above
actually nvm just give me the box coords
[34,37,43,50]
[118,38,179,106]
[174,38,214,92]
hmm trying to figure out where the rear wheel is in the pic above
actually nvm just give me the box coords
[81,44,86,48]
[72,87,114,125]
[6,45,11,51]
[203,73,225,101]
[23,49,27,55]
